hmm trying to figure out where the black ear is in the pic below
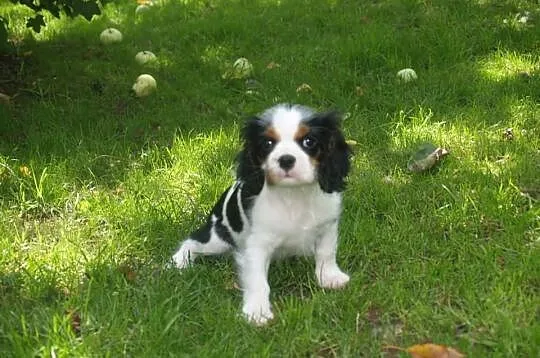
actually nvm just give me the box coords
[236,117,266,196]
[310,111,351,193]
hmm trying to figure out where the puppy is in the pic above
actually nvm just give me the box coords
[172,104,351,325]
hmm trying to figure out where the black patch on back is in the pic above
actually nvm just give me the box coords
[215,221,235,246]
[188,186,236,247]
[226,184,243,233]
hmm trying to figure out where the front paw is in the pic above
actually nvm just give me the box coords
[242,300,274,326]
[171,247,193,270]
[317,267,350,289]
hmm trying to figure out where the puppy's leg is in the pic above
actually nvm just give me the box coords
[314,221,350,289]
[172,228,232,269]
[236,242,274,325]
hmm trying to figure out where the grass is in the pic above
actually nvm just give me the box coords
[0,0,539,356]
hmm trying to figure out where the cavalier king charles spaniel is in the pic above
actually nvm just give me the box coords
[172,104,351,325]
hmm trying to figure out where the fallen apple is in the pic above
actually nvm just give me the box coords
[132,74,157,97]
[233,57,253,78]
[397,68,418,82]
[135,5,150,14]
[135,51,157,65]
[100,28,123,45]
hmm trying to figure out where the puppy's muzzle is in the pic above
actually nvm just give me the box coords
[278,154,296,171]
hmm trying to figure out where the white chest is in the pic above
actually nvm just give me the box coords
[246,184,342,254]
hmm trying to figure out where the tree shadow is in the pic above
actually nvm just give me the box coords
[1,0,537,175]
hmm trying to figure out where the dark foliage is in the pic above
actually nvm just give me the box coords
[1,0,107,52]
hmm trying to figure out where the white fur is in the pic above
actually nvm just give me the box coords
[237,183,348,325]
[171,105,349,326]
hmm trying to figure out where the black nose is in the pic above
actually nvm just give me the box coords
[278,154,296,170]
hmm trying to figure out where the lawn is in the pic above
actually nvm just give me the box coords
[0,0,539,356]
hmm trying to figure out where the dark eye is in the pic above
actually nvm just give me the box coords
[302,136,317,150]
[262,138,275,150]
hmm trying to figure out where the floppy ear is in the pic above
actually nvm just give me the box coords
[313,111,351,193]
[236,117,266,196]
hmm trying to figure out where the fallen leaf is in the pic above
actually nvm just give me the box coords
[65,309,82,336]
[345,139,358,146]
[266,61,281,69]
[366,306,382,325]
[407,343,464,358]
[114,184,125,195]
[313,343,339,358]
[383,344,464,358]
[359,16,371,24]
[496,256,505,268]
[19,165,31,177]
[118,264,137,282]
[296,83,312,93]
[407,143,449,172]
[224,278,241,291]
[355,86,364,96]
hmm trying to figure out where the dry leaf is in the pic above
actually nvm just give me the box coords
[296,83,312,93]
[360,16,371,24]
[65,309,82,336]
[345,139,358,146]
[19,165,31,177]
[355,86,364,96]
[114,184,125,195]
[407,143,449,172]
[224,279,241,291]
[407,343,464,358]
[383,344,464,358]
[118,264,137,282]
[266,61,281,69]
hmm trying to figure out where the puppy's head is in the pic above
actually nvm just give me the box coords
[237,104,350,193]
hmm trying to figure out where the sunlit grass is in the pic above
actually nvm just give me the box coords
[479,50,539,81]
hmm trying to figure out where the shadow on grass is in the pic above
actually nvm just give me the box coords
[0,0,536,196]
[0,0,537,255]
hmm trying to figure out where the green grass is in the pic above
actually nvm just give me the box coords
[1,0,539,356]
